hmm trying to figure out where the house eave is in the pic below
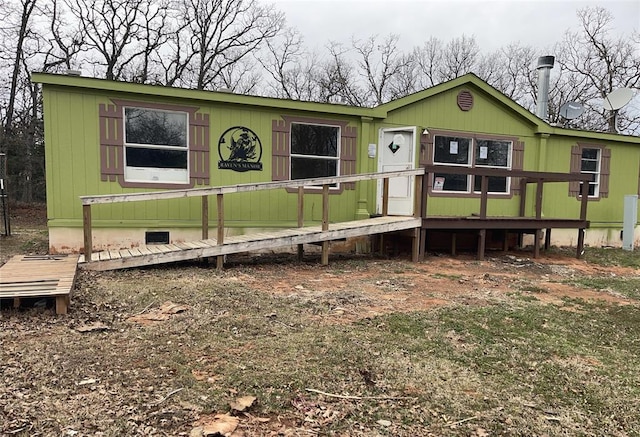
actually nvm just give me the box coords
[31,72,386,119]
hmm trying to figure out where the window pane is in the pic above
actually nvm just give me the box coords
[580,182,596,196]
[434,136,471,165]
[581,148,599,160]
[126,147,188,169]
[476,140,510,167]
[581,160,598,172]
[291,124,338,157]
[434,173,469,192]
[291,157,337,180]
[474,176,508,193]
[125,108,187,147]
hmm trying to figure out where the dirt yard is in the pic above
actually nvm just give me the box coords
[1,204,639,436]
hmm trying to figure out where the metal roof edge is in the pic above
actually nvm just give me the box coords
[31,72,384,119]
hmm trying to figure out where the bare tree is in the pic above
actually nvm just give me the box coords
[351,34,408,105]
[259,26,307,99]
[556,6,640,134]
[3,0,37,137]
[64,0,167,81]
[477,43,537,103]
[170,0,284,90]
[317,41,363,105]
[38,0,85,72]
[438,34,479,81]
[413,37,443,89]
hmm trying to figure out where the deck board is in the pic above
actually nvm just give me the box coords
[79,216,421,271]
[0,255,79,314]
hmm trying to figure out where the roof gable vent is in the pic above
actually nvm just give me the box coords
[457,90,474,111]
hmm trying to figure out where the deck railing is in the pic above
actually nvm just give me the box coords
[422,165,592,258]
[80,166,592,265]
[80,169,425,266]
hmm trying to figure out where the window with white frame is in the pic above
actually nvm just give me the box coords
[124,107,189,184]
[433,135,472,192]
[290,122,340,183]
[579,147,601,197]
[473,139,511,193]
[433,135,512,193]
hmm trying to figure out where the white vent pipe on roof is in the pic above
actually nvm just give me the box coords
[535,55,555,120]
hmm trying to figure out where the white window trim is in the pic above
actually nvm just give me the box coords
[433,135,513,195]
[123,106,190,185]
[432,135,473,193]
[289,121,341,189]
[580,148,601,198]
[473,140,513,195]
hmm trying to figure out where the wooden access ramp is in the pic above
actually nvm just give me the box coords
[79,169,426,272]
[0,254,79,314]
[79,216,422,271]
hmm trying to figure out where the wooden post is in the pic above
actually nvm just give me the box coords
[412,174,424,262]
[477,229,486,261]
[382,177,389,216]
[534,229,541,258]
[576,229,585,259]
[544,228,551,251]
[411,227,420,262]
[297,186,304,261]
[502,231,509,252]
[577,176,589,259]
[535,179,543,219]
[451,233,457,256]
[579,177,589,220]
[413,174,423,218]
[519,178,527,216]
[321,184,330,265]
[216,193,224,269]
[202,196,209,240]
[83,204,92,262]
[479,175,488,219]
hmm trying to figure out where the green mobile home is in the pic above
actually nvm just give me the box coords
[32,72,640,257]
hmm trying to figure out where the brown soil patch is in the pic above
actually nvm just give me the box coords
[233,252,637,324]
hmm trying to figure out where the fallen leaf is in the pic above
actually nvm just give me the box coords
[377,419,392,426]
[78,378,98,385]
[193,414,239,436]
[229,395,256,412]
[159,301,189,314]
[76,322,109,333]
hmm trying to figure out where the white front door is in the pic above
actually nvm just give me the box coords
[377,127,417,215]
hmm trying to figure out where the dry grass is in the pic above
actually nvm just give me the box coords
[1,205,639,436]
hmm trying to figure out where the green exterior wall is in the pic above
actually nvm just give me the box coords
[34,72,640,249]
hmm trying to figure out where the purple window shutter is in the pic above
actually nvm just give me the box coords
[99,103,124,183]
[511,140,525,195]
[568,145,581,197]
[272,119,289,181]
[599,148,611,198]
[189,112,210,186]
[340,126,357,190]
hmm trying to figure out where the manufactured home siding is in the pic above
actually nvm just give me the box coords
[380,85,541,218]
[44,86,361,233]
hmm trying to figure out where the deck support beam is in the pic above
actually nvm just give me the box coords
[297,186,304,261]
[216,194,224,269]
[83,204,92,262]
[202,196,209,240]
[477,229,486,261]
[321,184,330,265]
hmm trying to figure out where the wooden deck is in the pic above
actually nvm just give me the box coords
[0,254,79,314]
[79,216,422,271]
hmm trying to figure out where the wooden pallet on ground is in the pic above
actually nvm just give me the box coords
[0,254,79,314]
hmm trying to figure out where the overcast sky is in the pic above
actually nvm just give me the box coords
[271,0,639,55]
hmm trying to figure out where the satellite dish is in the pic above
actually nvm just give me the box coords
[602,88,634,111]
[559,101,584,120]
